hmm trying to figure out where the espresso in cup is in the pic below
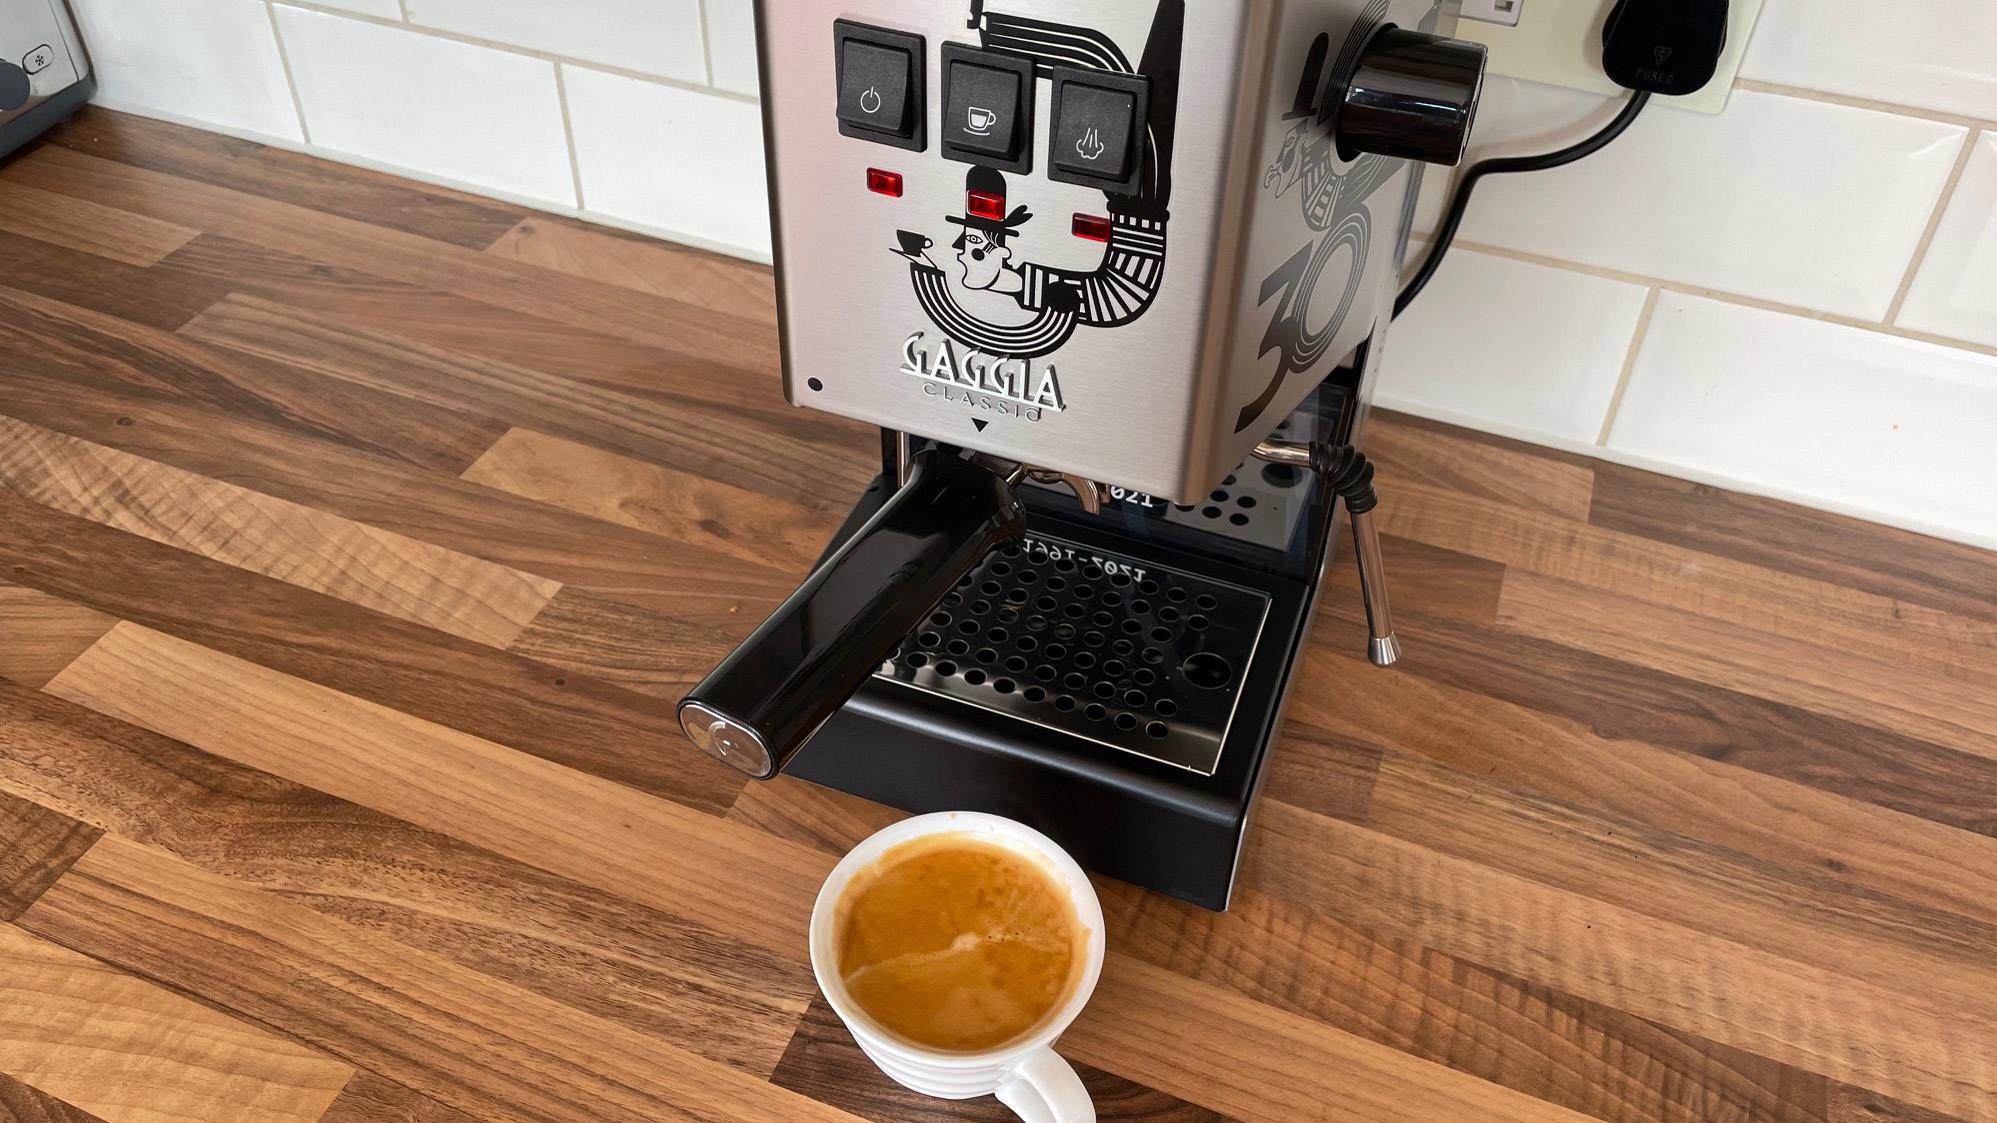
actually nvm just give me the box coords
[834,833,1087,1053]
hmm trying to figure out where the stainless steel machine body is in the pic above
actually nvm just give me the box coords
[758,0,1475,503]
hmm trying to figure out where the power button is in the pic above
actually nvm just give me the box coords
[834,21,926,153]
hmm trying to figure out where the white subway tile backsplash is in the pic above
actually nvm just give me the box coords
[1609,293,1997,543]
[1740,0,1997,122]
[1450,84,1965,320]
[704,0,760,98]
[1376,250,1650,446]
[273,6,575,207]
[299,0,402,19]
[1898,132,1997,350]
[70,0,302,141]
[564,66,770,257]
[403,0,706,85]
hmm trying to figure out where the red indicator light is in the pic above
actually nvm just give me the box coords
[1072,213,1113,242]
[968,189,1007,221]
[867,168,903,197]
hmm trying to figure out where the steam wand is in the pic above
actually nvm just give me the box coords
[1253,439,1400,666]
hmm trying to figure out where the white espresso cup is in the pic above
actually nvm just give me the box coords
[809,811,1106,1123]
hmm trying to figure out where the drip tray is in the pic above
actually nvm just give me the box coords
[879,534,1271,775]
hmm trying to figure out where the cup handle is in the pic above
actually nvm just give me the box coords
[995,1048,1094,1123]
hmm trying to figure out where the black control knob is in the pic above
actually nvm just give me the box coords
[0,62,32,113]
[1338,28,1486,165]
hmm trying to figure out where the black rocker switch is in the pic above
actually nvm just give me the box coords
[940,44,1036,173]
[834,21,925,151]
[1048,67,1150,193]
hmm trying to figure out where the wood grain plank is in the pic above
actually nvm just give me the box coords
[0,492,740,811]
[1104,882,1825,1123]
[0,234,229,332]
[506,588,738,699]
[0,184,197,267]
[7,145,778,375]
[1498,569,1997,764]
[45,623,830,960]
[1063,952,1607,1123]
[1377,479,1997,689]
[1322,530,1506,626]
[315,1073,480,1123]
[158,232,790,413]
[1242,800,1997,1122]
[0,792,100,923]
[463,427,845,578]
[0,345,796,634]
[1254,719,1383,824]
[1320,596,1997,838]
[0,922,353,1123]
[0,580,114,689]
[1280,641,1997,932]
[485,216,777,324]
[0,679,816,1078]
[0,1073,112,1123]
[1358,745,1997,1027]
[21,835,860,1123]
[724,776,911,858]
[0,415,560,648]
[0,284,512,477]
[1365,415,1597,521]
[773,996,1235,1123]
[1829,1085,1972,1123]
[182,292,875,514]
[44,107,530,251]
[1589,462,1997,627]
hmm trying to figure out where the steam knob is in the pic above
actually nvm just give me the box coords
[1338,28,1486,166]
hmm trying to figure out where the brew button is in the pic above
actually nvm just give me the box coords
[22,45,52,75]
[837,40,913,138]
[944,61,1022,160]
[1054,83,1136,179]
[0,62,29,113]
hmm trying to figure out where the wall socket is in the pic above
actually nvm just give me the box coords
[1460,0,1523,28]
[1453,0,1766,114]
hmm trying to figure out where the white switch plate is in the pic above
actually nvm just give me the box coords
[1455,0,1767,114]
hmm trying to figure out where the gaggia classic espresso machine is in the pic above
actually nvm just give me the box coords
[680,0,1486,909]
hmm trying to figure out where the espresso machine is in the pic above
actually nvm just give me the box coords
[680,0,1485,909]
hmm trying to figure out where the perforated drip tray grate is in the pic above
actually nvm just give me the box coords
[877,534,1271,776]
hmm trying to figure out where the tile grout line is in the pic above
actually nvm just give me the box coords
[696,0,716,90]
[553,63,588,213]
[264,0,758,105]
[264,2,312,146]
[1595,287,1660,448]
[1449,239,1997,361]
[396,0,410,20]
[1884,128,1980,327]
[1734,79,1997,135]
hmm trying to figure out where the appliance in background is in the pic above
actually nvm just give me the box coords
[0,0,90,159]
[678,0,1486,910]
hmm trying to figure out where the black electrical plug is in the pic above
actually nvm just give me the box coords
[1601,0,1729,95]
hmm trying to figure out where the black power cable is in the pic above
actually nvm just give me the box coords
[1393,89,1650,319]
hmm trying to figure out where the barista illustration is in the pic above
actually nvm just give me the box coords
[892,0,1184,362]
[945,166,1031,296]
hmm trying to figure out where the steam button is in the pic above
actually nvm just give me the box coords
[1047,67,1150,194]
[1053,84,1135,180]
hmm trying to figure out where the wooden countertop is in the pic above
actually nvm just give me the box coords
[2,108,1995,1123]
